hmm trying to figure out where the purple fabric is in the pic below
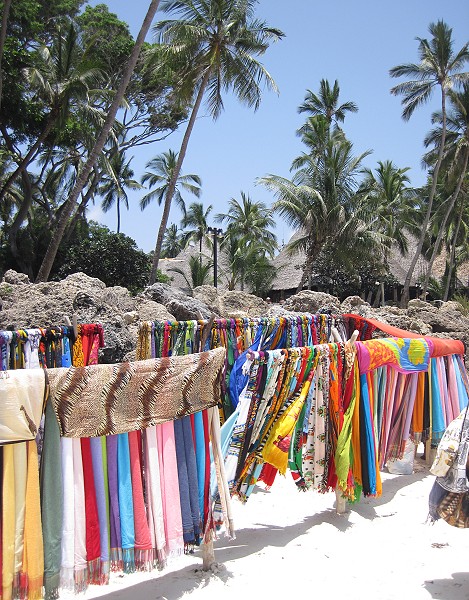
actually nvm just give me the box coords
[181,416,201,542]
[106,435,121,550]
[91,437,109,561]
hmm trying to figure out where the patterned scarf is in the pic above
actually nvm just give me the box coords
[49,348,226,437]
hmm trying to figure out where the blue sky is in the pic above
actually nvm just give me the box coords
[88,0,469,253]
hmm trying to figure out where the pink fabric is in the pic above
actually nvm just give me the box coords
[128,432,152,554]
[156,423,183,556]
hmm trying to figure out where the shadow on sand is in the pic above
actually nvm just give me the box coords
[423,572,469,599]
[87,470,430,599]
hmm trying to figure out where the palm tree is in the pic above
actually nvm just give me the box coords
[0,23,104,205]
[298,79,358,129]
[36,0,162,282]
[215,192,277,257]
[180,201,213,260]
[215,192,277,290]
[98,150,142,233]
[140,149,202,218]
[146,0,284,284]
[168,254,213,290]
[259,130,373,292]
[161,223,185,257]
[390,20,469,306]
[360,160,417,257]
[421,85,469,292]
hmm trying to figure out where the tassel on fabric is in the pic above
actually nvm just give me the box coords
[109,548,123,572]
[122,548,135,574]
[74,567,88,595]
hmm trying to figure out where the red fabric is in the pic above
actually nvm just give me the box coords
[80,438,101,566]
[343,314,465,357]
[258,463,278,488]
[202,410,211,528]
[128,431,152,552]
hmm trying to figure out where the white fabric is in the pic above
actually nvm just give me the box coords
[60,438,75,590]
[144,426,166,564]
[0,370,45,444]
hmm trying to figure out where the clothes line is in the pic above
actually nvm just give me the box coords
[0,322,233,600]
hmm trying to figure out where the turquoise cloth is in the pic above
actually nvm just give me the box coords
[117,433,134,550]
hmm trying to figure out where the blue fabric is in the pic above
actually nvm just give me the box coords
[430,359,446,443]
[61,334,72,368]
[455,355,469,411]
[174,419,196,544]
[117,433,134,549]
[360,373,377,496]
[228,326,263,408]
[194,412,206,521]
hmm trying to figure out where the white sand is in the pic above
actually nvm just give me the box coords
[77,455,469,600]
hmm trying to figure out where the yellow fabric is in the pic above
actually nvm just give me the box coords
[72,325,85,367]
[262,379,311,475]
[412,372,425,435]
[22,441,44,600]
[13,443,27,576]
[3,445,16,600]
[0,370,46,444]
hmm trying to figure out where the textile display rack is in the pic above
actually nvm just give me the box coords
[0,323,232,600]
[138,314,469,514]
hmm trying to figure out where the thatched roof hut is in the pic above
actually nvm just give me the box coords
[269,231,431,300]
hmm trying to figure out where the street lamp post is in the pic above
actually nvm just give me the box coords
[207,227,223,288]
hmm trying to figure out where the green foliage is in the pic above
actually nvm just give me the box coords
[309,242,397,300]
[77,5,134,70]
[57,222,155,293]
[168,255,213,290]
[453,293,469,315]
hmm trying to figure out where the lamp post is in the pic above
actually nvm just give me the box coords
[207,227,223,288]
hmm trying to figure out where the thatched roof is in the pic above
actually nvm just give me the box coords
[159,240,235,292]
[270,232,431,292]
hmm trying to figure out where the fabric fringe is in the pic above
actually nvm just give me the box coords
[59,567,75,592]
[134,549,153,572]
[44,573,60,600]
[74,567,88,595]
[87,557,101,585]
[12,572,21,599]
[156,548,167,569]
[99,560,110,585]
[44,587,60,600]
[110,548,123,572]
[122,548,135,574]
[18,573,43,600]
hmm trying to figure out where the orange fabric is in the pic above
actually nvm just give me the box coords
[343,314,465,357]
[411,372,425,434]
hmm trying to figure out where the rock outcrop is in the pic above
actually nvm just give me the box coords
[1,270,468,364]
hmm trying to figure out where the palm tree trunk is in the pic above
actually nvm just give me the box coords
[36,0,162,283]
[443,197,464,301]
[422,146,469,296]
[149,69,211,285]
[63,170,101,245]
[0,0,12,111]
[400,87,448,308]
[117,199,121,234]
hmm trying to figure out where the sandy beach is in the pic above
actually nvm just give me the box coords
[72,453,469,600]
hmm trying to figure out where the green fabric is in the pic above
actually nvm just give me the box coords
[335,381,357,492]
[40,399,63,599]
